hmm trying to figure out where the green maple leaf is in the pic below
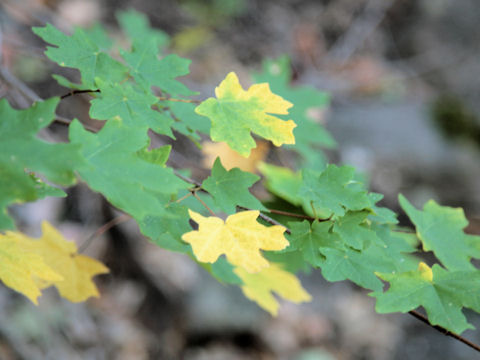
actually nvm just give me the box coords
[117,10,169,51]
[89,79,173,137]
[69,119,188,220]
[368,192,398,224]
[121,47,194,96]
[286,220,337,266]
[372,224,418,273]
[253,56,334,168]
[372,263,480,334]
[202,158,266,214]
[33,24,127,88]
[139,203,192,253]
[195,72,296,157]
[320,245,396,291]
[300,165,371,218]
[399,194,480,271]
[285,216,413,291]
[333,211,381,249]
[0,98,82,229]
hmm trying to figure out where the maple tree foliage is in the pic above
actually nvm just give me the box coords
[0,222,108,303]
[1,10,480,342]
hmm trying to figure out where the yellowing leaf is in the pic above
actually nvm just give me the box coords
[418,262,433,282]
[0,232,62,304]
[202,140,269,172]
[18,222,109,302]
[195,72,296,157]
[182,210,288,273]
[234,264,311,315]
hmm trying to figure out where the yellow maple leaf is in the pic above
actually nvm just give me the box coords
[182,210,288,273]
[195,72,296,157]
[234,264,312,315]
[0,232,62,304]
[202,140,269,172]
[18,222,109,302]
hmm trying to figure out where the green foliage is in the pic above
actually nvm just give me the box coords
[202,158,266,214]
[0,98,82,229]
[300,165,371,218]
[399,194,480,270]
[69,119,187,220]
[33,24,126,89]
[2,11,480,338]
[373,263,480,334]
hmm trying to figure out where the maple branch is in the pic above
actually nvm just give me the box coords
[78,214,131,253]
[77,214,132,254]
[0,65,99,132]
[193,191,215,216]
[175,191,194,204]
[61,89,100,99]
[408,310,480,353]
[267,208,331,221]
[173,170,202,187]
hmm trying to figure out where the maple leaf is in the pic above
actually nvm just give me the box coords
[0,98,82,229]
[253,56,334,168]
[69,119,188,220]
[121,50,194,96]
[202,141,268,172]
[286,220,335,266]
[182,210,288,273]
[368,193,398,224]
[332,211,381,250]
[118,11,193,97]
[0,231,62,304]
[33,24,127,88]
[300,165,371,218]
[195,72,296,157]
[89,79,174,137]
[234,264,311,315]
[372,262,480,334]
[202,158,266,214]
[399,194,480,271]
[139,203,192,253]
[17,222,109,302]
[287,219,415,291]
[319,245,398,291]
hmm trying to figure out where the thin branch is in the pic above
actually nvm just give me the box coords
[78,214,131,253]
[175,191,194,204]
[61,89,100,99]
[193,192,215,216]
[0,65,100,132]
[266,208,331,221]
[408,310,480,353]
[173,170,202,187]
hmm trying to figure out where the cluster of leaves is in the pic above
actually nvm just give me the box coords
[1,10,480,336]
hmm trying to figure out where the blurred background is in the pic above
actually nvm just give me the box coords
[1,0,480,359]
